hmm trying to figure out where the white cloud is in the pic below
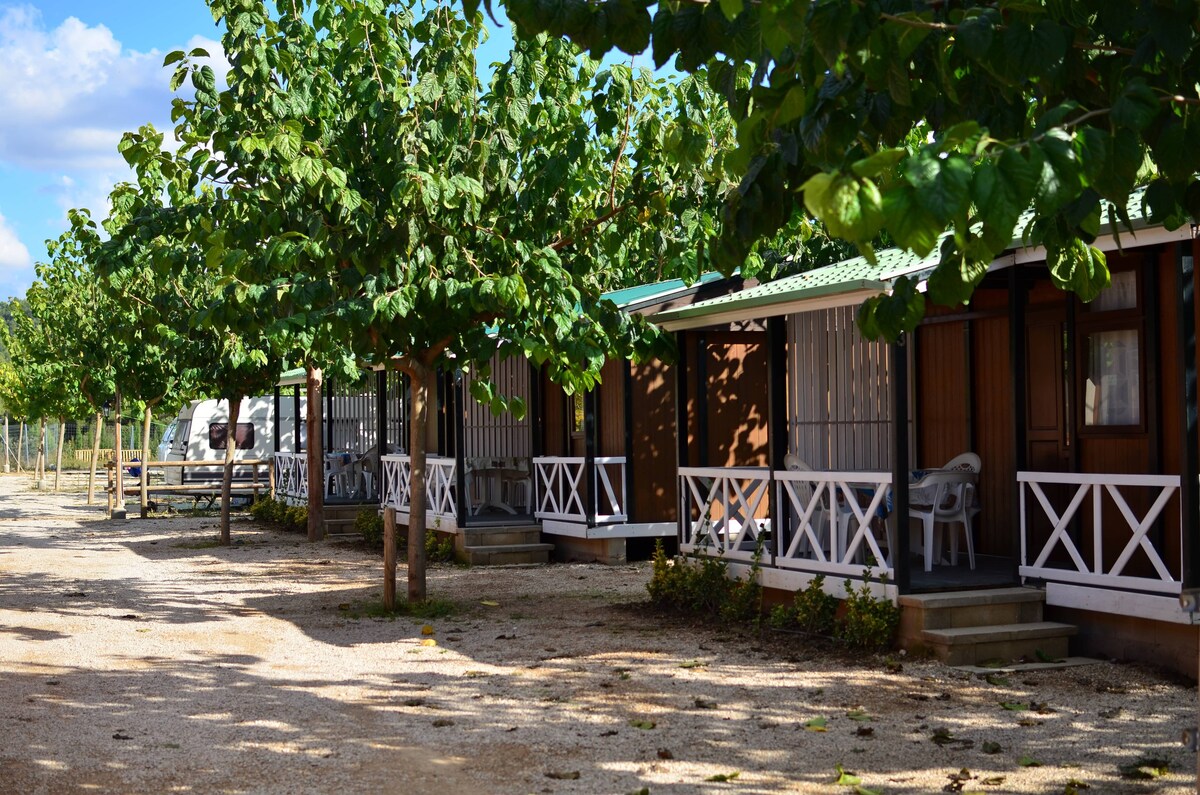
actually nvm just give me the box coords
[0,6,229,172]
[0,212,33,272]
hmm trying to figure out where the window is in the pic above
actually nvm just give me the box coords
[174,420,191,451]
[209,422,255,450]
[1077,269,1143,431]
[1083,329,1140,426]
[571,392,585,434]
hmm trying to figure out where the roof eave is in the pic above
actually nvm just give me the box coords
[656,281,889,331]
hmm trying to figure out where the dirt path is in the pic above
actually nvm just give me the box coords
[0,475,1194,794]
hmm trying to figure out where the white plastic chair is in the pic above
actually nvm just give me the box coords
[908,470,977,571]
[784,455,834,559]
[940,452,981,567]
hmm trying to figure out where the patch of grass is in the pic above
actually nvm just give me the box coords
[342,598,457,621]
[173,538,223,549]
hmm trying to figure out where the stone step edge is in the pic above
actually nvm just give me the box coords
[463,543,556,554]
[899,588,1044,610]
[921,621,1078,646]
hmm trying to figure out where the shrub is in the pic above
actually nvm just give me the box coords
[425,530,455,563]
[283,504,308,533]
[647,539,762,625]
[836,570,900,651]
[355,509,385,549]
[791,574,839,636]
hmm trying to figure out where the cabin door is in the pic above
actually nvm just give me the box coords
[1025,307,1071,472]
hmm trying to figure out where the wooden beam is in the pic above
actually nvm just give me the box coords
[890,336,911,594]
[1175,241,1200,592]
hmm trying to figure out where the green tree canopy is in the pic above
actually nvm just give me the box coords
[495,0,1200,338]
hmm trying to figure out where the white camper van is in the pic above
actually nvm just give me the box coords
[159,396,305,485]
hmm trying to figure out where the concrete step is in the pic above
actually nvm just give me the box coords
[323,518,358,533]
[920,621,1078,666]
[899,587,1045,631]
[323,505,374,521]
[459,524,543,548]
[462,543,554,566]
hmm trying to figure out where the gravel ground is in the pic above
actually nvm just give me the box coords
[0,474,1196,794]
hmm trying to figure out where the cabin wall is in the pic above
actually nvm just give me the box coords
[630,360,678,522]
[684,330,769,467]
[598,359,625,458]
[543,377,566,456]
[461,353,533,462]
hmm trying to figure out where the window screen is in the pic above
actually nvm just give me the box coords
[209,422,255,450]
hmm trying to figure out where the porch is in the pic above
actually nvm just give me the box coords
[652,229,1200,662]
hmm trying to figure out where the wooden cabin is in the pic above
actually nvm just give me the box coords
[374,274,756,564]
[654,205,1200,676]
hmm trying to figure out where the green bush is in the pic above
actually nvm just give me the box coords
[425,530,455,563]
[837,570,900,651]
[647,539,762,624]
[250,497,288,524]
[791,574,839,636]
[355,509,384,548]
[283,504,308,533]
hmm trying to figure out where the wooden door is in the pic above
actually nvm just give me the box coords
[1026,308,1070,472]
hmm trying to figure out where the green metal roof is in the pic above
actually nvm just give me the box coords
[602,271,726,309]
[278,367,306,387]
[655,185,1159,329]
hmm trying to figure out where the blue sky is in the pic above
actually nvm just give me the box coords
[0,1,517,302]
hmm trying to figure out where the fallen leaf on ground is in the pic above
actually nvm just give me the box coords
[832,764,860,785]
[657,748,673,759]
[545,771,580,780]
[981,741,1002,754]
[846,709,872,722]
[705,771,740,782]
[1018,756,1042,767]
[420,624,434,635]
[629,719,656,730]
[420,639,437,647]
[480,600,499,606]
[804,717,828,732]
[678,660,705,669]
[1118,756,1170,780]
[431,718,454,727]
[1000,702,1029,711]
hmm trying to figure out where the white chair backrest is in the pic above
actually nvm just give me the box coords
[919,470,973,510]
[784,454,805,472]
[943,452,981,473]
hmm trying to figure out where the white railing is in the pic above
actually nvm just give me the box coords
[380,454,458,521]
[274,452,309,502]
[775,469,895,580]
[533,456,627,524]
[679,466,771,561]
[1019,471,1182,594]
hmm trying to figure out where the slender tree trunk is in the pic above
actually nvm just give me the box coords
[140,406,153,516]
[87,411,102,505]
[305,366,325,542]
[35,418,45,488]
[53,417,65,492]
[16,421,24,473]
[219,395,242,545]
[407,363,429,603]
[3,415,9,472]
[114,391,125,517]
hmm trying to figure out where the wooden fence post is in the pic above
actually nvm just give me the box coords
[383,507,397,611]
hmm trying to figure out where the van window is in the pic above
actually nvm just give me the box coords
[175,421,191,451]
[209,422,255,450]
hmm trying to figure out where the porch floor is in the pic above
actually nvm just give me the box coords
[909,554,1017,592]
[460,511,536,527]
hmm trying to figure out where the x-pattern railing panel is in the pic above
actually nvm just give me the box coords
[678,467,770,557]
[775,470,894,579]
[380,454,457,520]
[535,456,627,523]
[1019,471,1181,594]
[274,452,309,501]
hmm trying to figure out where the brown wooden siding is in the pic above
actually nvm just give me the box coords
[598,358,625,458]
[630,360,678,522]
[968,287,1015,558]
[542,376,566,456]
[915,320,970,470]
[688,331,769,467]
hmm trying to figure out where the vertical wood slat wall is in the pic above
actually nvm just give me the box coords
[788,306,894,471]
[460,352,533,462]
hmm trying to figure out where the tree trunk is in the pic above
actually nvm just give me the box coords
[3,415,9,472]
[87,411,102,504]
[407,364,429,603]
[219,395,242,545]
[114,390,125,516]
[140,406,153,516]
[15,421,22,473]
[35,418,45,487]
[305,366,325,542]
[53,417,65,492]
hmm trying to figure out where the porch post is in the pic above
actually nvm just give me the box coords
[674,332,690,533]
[696,332,709,467]
[293,385,301,451]
[584,386,599,526]
[766,317,788,553]
[376,369,387,498]
[271,386,279,453]
[622,360,635,523]
[530,363,543,460]
[452,372,468,528]
[1009,266,1028,583]
[890,336,911,594]
[325,376,335,452]
[1175,242,1200,591]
